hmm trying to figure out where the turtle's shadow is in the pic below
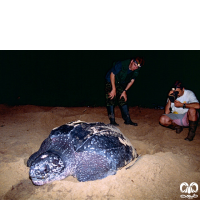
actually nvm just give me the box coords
[3,179,55,200]
[3,179,36,200]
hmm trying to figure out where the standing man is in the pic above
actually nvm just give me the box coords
[159,81,200,141]
[105,57,145,126]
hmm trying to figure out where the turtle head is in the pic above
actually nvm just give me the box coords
[29,152,65,185]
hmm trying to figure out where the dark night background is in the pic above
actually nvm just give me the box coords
[1,50,200,108]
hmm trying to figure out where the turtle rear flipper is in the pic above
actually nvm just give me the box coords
[75,152,116,182]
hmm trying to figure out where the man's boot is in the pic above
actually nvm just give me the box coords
[185,120,198,141]
[120,104,138,126]
[168,122,183,134]
[106,106,119,126]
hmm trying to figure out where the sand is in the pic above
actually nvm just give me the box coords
[0,105,200,200]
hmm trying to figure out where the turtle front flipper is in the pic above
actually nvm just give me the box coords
[75,152,116,182]
[27,138,51,167]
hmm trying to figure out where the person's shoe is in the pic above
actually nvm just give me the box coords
[110,121,119,126]
[120,105,138,126]
[168,122,183,134]
[124,120,138,126]
[185,121,198,141]
[184,134,194,141]
[107,106,119,126]
[175,126,183,134]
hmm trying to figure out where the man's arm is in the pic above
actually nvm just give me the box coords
[174,101,200,109]
[110,72,116,90]
[120,79,135,102]
[165,100,171,114]
[124,79,135,91]
[109,72,116,99]
[164,89,175,114]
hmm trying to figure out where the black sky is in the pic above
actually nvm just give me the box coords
[1,50,200,108]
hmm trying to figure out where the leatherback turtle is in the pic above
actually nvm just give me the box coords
[27,121,137,185]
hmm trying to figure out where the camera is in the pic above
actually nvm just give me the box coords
[168,88,179,103]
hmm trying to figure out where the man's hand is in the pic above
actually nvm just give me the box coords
[109,89,116,100]
[168,90,174,96]
[120,91,127,102]
[174,100,183,107]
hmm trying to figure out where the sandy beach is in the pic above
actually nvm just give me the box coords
[0,104,199,200]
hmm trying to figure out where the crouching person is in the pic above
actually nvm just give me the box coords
[159,81,200,141]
